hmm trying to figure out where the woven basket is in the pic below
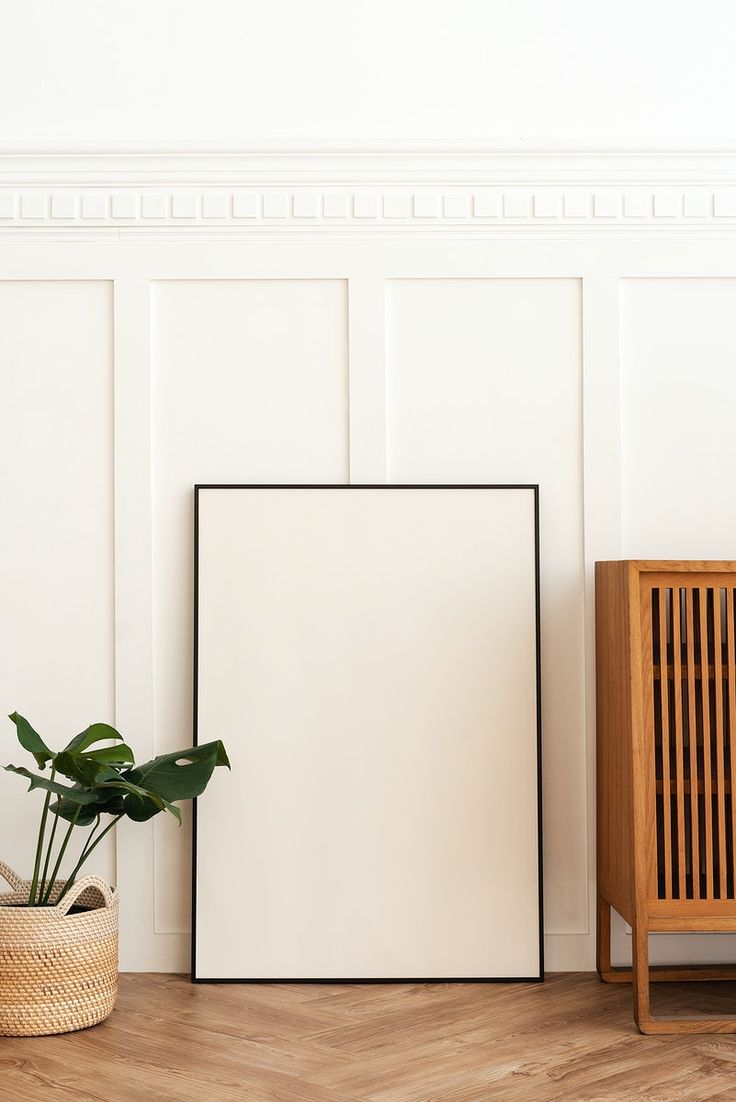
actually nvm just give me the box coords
[0,860,118,1036]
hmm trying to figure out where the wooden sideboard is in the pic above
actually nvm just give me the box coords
[596,560,736,1033]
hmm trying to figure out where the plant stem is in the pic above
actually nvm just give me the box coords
[28,766,56,906]
[40,804,82,905]
[55,814,122,906]
[38,803,62,903]
[76,814,101,867]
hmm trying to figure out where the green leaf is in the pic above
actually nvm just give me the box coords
[49,799,100,826]
[54,733,134,786]
[125,741,230,803]
[4,765,98,804]
[54,751,105,788]
[99,792,126,815]
[122,793,157,822]
[53,749,133,788]
[63,722,124,755]
[122,791,181,823]
[97,777,179,820]
[50,789,125,825]
[83,743,134,765]
[91,765,124,783]
[8,712,54,768]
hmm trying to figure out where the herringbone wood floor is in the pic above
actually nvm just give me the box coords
[4,972,736,1101]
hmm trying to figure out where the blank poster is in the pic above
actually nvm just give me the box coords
[193,486,541,981]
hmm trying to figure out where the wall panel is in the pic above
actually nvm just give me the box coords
[386,277,586,940]
[614,277,736,967]
[0,280,115,885]
[150,278,349,942]
[621,279,736,560]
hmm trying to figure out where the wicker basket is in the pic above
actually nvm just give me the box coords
[0,860,118,1036]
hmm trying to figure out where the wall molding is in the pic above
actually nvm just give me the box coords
[4,146,736,233]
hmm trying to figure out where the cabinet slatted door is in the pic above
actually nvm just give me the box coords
[646,581,736,904]
[596,561,736,1035]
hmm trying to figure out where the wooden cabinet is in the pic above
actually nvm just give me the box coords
[596,560,736,1034]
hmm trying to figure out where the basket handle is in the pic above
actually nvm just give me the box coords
[55,875,114,916]
[0,861,24,892]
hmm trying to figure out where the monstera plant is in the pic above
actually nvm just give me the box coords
[4,712,229,907]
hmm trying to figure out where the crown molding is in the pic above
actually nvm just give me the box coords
[2,145,736,233]
[5,143,736,180]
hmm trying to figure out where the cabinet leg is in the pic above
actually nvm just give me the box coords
[597,893,613,980]
[632,919,652,1032]
[597,896,636,983]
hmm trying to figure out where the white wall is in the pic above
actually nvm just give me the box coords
[2,0,736,142]
[3,146,736,973]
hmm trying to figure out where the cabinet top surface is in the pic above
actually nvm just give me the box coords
[596,560,736,573]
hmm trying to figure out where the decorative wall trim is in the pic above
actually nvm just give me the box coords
[4,147,736,233]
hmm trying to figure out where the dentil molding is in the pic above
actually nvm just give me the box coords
[3,145,736,233]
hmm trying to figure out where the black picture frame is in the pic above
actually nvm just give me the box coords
[191,484,543,984]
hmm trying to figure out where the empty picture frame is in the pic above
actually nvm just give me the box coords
[193,485,542,982]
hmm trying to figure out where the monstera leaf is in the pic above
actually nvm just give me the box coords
[51,788,126,826]
[102,778,178,820]
[62,722,126,756]
[4,764,99,804]
[47,771,176,823]
[83,744,135,765]
[54,748,134,789]
[124,741,230,804]
[8,712,54,769]
[121,790,177,822]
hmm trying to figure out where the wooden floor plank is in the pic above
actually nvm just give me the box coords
[4,973,736,1102]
